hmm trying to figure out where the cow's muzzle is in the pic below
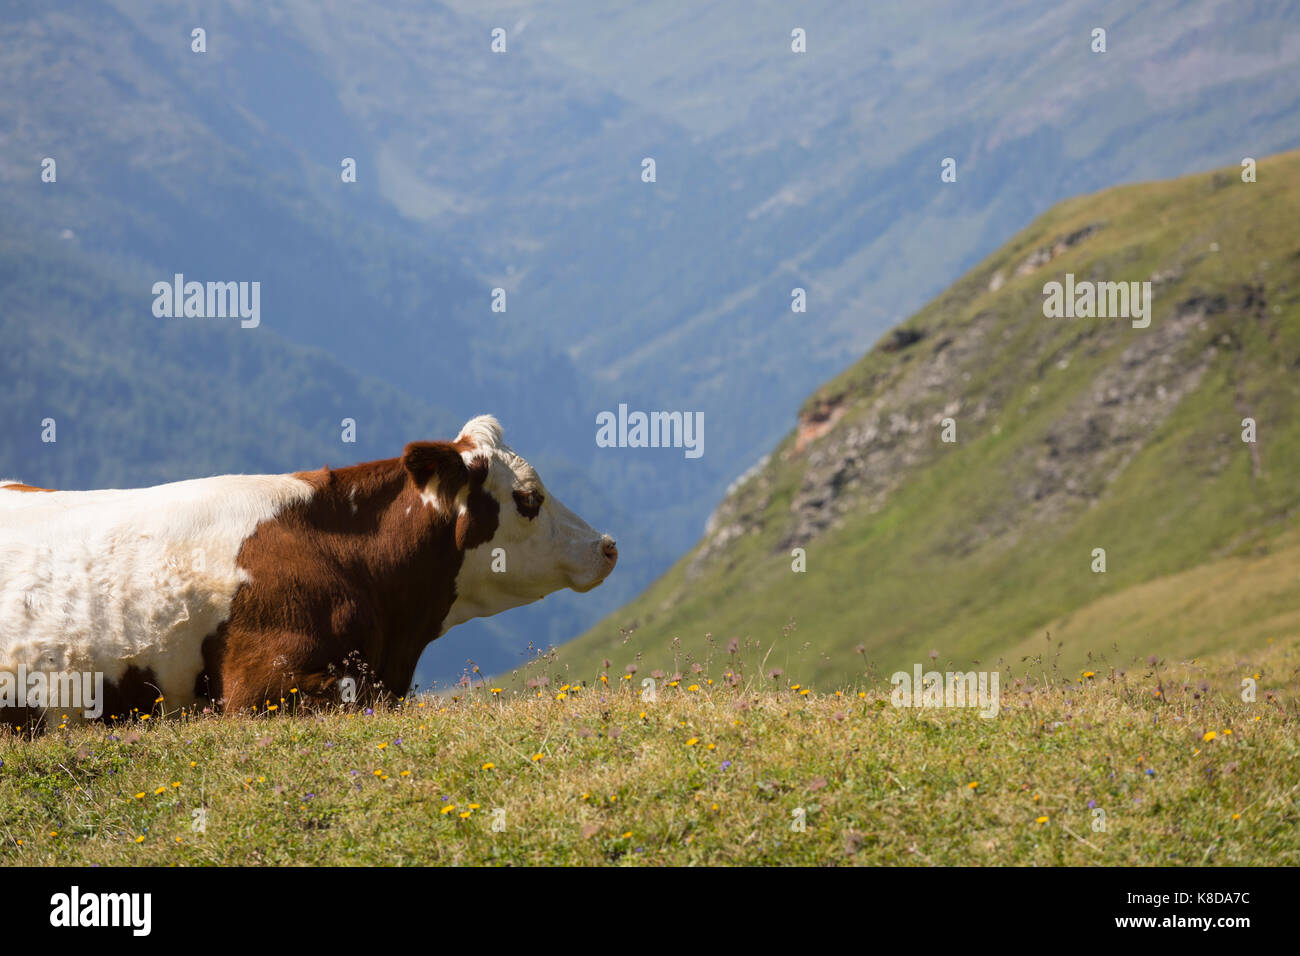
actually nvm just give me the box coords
[570,535,618,593]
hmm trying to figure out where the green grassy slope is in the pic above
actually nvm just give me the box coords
[558,151,1300,687]
[2,638,1294,865]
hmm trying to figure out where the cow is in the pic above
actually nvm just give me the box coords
[0,416,617,725]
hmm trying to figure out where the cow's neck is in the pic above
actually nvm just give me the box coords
[294,459,462,696]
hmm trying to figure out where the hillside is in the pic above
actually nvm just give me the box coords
[559,151,1300,685]
[4,1,1299,686]
[2,636,1295,865]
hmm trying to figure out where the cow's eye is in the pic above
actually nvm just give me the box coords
[512,488,544,519]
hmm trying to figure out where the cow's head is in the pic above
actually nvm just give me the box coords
[402,416,617,628]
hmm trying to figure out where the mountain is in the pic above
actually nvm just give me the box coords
[559,151,1300,684]
[447,0,1300,485]
[0,231,463,487]
[3,1,1298,685]
[0,0,676,682]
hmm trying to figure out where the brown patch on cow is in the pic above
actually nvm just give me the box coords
[456,455,500,550]
[401,441,469,512]
[194,630,226,708]
[100,665,165,722]
[1,483,54,492]
[0,698,47,733]
[209,447,501,713]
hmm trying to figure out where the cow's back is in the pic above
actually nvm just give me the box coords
[0,474,314,715]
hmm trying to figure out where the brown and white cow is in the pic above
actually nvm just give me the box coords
[0,416,616,723]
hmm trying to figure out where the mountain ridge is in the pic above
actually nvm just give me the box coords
[558,150,1300,685]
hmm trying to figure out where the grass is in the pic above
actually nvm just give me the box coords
[2,634,1295,866]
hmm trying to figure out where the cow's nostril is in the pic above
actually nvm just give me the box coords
[601,537,618,565]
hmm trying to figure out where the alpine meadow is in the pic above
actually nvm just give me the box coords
[1,0,1298,906]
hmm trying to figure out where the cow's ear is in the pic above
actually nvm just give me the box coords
[402,442,469,512]
[455,455,500,550]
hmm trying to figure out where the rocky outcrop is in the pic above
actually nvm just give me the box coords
[688,264,1260,579]
[794,396,847,453]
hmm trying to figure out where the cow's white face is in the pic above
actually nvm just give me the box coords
[437,416,617,630]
